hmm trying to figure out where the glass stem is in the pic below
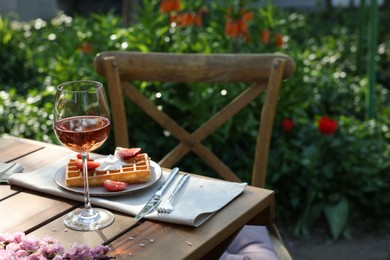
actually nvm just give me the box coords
[82,153,92,210]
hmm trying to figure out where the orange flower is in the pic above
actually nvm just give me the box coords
[225,18,252,41]
[225,19,240,40]
[78,42,93,54]
[237,19,248,33]
[260,29,271,44]
[241,10,253,21]
[171,0,180,11]
[160,0,180,13]
[181,13,192,26]
[275,33,283,47]
[160,0,170,13]
[193,13,203,26]
[169,14,179,24]
[224,8,253,42]
[170,12,203,27]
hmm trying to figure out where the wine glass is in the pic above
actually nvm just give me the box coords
[53,80,114,231]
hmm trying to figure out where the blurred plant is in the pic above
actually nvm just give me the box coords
[269,116,390,240]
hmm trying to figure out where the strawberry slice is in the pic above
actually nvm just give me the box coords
[115,147,142,161]
[75,159,100,170]
[103,180,128,192]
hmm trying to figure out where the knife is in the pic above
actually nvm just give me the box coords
[134,167,179,222]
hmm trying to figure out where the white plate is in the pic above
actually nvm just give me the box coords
[54,160,162,197]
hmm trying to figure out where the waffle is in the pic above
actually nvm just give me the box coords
[65,153,152,187]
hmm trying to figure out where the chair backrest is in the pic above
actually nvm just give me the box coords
[94,52,295,188]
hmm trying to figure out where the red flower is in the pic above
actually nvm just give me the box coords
[275,33,283,47]
[282,119,294,132]
[318,116,338,135]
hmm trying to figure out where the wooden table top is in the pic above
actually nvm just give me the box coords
[0,135,274,259]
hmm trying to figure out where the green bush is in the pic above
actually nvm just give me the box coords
[1,0,389,240]
[270,116,390,239]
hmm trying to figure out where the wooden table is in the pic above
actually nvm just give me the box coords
[0,135,275,259]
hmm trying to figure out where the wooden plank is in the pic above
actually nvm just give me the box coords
[0,185,21,200]
[106,221,195,259]
[11,145,73,173]
[0,191,78,233]
[1,136,103,173]
[94,52,296,82]
[102,57,129,148]
[0,136,43,162]
[0,136,74,173]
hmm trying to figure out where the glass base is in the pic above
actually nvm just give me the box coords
[64,207,115,231]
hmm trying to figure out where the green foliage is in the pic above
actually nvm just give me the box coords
[270,116,390,239]
[1,1,389,240]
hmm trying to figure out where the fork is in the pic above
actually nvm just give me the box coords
[157,174,190,214]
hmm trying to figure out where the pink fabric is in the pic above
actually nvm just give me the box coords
[220,225,279,260]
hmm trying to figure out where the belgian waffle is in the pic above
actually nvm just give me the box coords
[65,153,152,187]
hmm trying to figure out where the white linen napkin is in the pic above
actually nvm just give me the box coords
[8,157,246,227]
[0,162,24,183]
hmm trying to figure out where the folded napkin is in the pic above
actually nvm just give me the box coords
[0,162,24,184]
[8,157,246,227]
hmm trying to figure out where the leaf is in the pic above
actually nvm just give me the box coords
[324,196,349,240]
[294,190,324,236]
[295,203,324,236]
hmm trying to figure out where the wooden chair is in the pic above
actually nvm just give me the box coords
[94,51,295,259]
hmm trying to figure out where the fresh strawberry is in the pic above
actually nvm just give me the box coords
[115,147,142,161]
[103,180,128,192]
[75,159,100,170]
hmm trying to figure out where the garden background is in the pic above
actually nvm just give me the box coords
[1,0,389,253]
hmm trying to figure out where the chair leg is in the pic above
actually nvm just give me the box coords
[268,224,293,260]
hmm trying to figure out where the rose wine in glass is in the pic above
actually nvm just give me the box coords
[53,80,114,231]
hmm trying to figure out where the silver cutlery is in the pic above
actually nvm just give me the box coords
[133,167,179,222]
[157,174,190,214]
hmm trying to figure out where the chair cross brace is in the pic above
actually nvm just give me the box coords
[121,80,266,182]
